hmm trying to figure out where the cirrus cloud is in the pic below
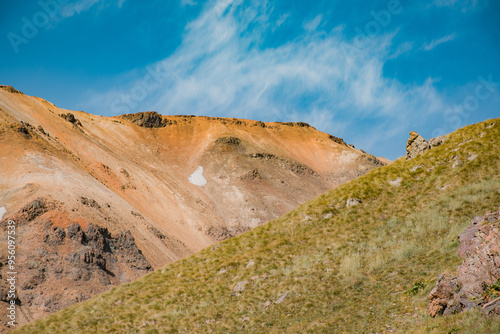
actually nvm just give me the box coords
[423,33,457,51]
[83,0,450,159]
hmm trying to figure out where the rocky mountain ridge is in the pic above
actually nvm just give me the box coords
[0,85,386,329]
[14,117,499,333]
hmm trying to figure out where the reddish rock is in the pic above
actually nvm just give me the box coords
[429,209,500,317]
[406,132,431,160]
[429,275,458,317]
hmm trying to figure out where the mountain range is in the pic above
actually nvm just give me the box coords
[0,85,387,330]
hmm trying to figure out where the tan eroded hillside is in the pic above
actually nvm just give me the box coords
[0,85,385,329]
[14,117,500,334]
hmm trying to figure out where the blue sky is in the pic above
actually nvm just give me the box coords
[1,0,499,159]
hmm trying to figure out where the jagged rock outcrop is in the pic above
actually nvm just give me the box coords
[429,209,500,317]
[406,132,447,160]
[59,113,82,127]
[406,131,431,159]
[430,136,446,148]
[279,121,311,128]
[329,135,347,146]
[215,136,241,146]
[80,196,101,209]
[249,153,319,176]
[18,198,49,223]
[0,85,23,94]
[122,111,166,128]
[0,200,152,330]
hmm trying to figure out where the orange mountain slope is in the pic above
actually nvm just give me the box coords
[0,85,386,328]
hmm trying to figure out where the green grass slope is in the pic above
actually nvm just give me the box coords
[15,119,500,333]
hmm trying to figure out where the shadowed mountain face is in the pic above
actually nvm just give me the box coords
[0,85,386,329]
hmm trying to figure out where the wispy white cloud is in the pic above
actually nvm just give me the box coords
[433,0,460,6]
[331,24,346,34]
[60,0,100,18]
[389,41,414,59]
[423,33,457,51]
[181,0,198,7]
[83,0,449,158]
[60,0,125,19]
[303,15,323,32]
[430,0,483,13]
[275,13,290,29]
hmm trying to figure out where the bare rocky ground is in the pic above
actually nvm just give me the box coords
[0,85,387,330]
[429,208,500,317]
[0,198,151,331]
[405,131,500,318]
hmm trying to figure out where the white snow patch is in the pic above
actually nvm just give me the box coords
[0,207,6,221]
[188,166,207,186]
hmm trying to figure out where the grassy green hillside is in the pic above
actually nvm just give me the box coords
[16,119,500,333]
